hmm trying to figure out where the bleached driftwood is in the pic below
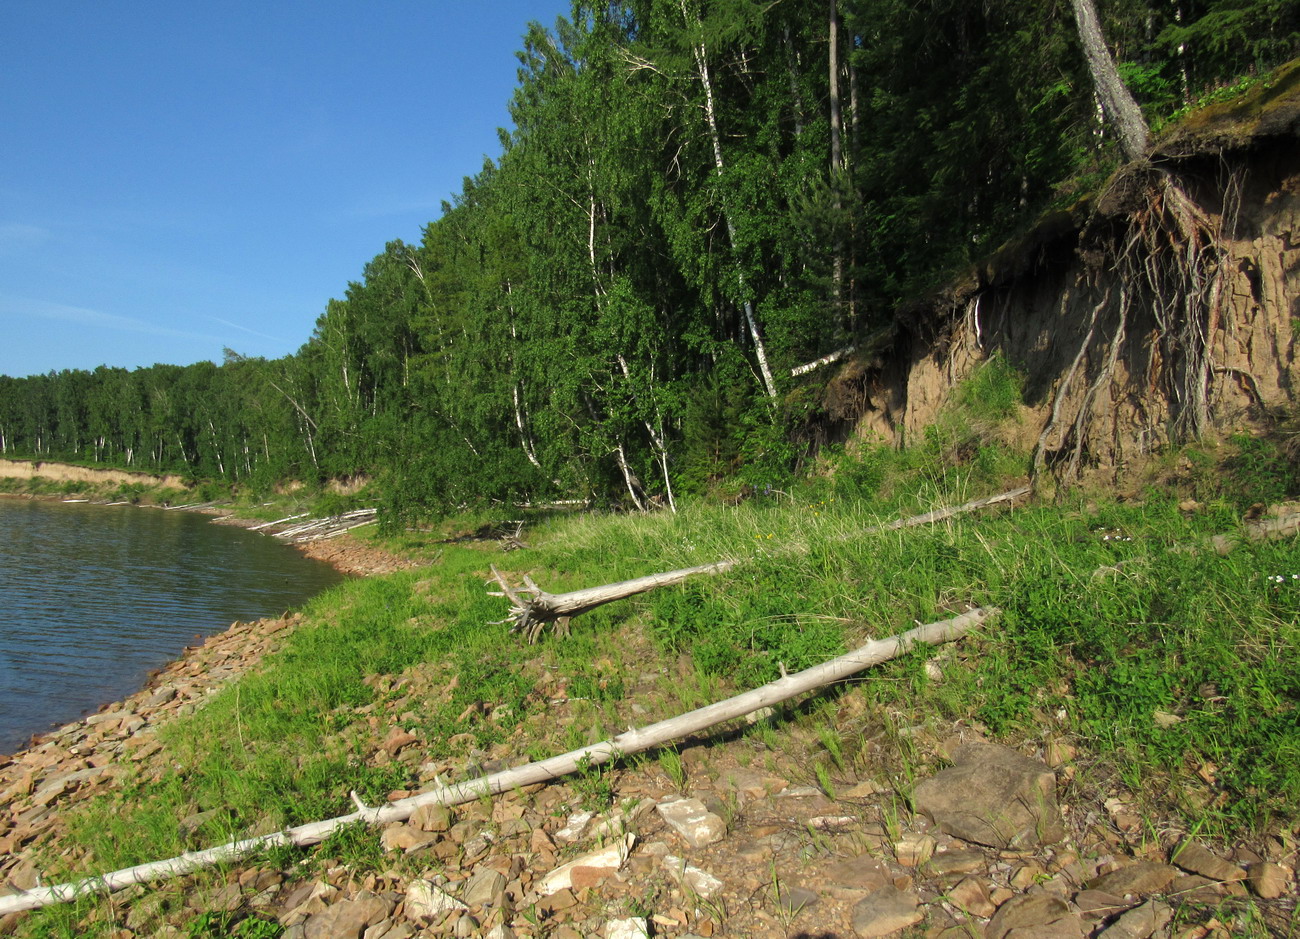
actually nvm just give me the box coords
[490,561,737,642]
[272,508,378,544]
[1208,510,1300,554]
[865,486,1030,535]
[492,486,1029,640]
[790,344,856,377]
[0,606,995,916]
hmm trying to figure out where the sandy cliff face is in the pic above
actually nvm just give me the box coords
[0,458,189,491]
[838,65,1300,483]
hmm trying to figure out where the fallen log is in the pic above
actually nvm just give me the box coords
[871,486,1030,534]
[490,561,736,642]
[1208,510,1300,554]
[492,486,1029,640]
[0,605,994,916]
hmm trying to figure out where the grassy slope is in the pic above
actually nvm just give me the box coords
[13,364,1300,936]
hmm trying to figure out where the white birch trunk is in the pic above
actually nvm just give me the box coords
[681,0,779,401]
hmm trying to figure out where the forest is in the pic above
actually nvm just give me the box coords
[2,0,1297,520]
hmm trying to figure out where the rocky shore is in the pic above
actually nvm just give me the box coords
[1,563,1296,937]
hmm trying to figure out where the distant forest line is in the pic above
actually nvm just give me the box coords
[3,0,1296,518]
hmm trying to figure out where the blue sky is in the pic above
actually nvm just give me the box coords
[0,1,571,379]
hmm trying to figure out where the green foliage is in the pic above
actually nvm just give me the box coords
[573,753,617,811]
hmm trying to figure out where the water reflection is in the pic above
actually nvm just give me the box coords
[0,499,344,753]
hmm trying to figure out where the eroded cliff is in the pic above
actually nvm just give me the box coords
[835,61,1300,484]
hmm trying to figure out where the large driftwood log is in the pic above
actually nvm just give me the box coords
[493,487,1029,640]
[852,486,1030,537]
[0,606,996,916]
[1209,510,1300,554]
[490,561,737,642]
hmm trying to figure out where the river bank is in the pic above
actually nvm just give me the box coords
[1,470,1298,936]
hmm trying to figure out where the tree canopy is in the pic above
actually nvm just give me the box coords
[3,0,1295,516]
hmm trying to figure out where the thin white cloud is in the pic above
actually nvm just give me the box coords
[204,315,284,344]
[338,195,446,220]
[0,295,224,345]
[0,222,51,254]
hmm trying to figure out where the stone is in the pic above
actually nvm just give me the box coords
[462,868,507,908]
[772,884,819,916]
[851,886,922,937]
[555,811,593,843]
[947,877,996,917]
[1005,917,1087,939]
[411,804,452,833]
[142,687,177,707]
[985,894,1071,939]
[1172,841,1245,882]
[405,880,466,924]
[1098,900,1174,939]
[662,854,725,899]
[926,847,985,877]
[824,855,892,897]
[893,834,936,867]
[380,824,436,853]
[453,913,480,937]
[911,743,1064,849]
[655,796,726,848]
[303,891,392,939]
[1073,889,1133,918]
[1170,874,1234,903]
[1087,862,1178,897]
[537,833,634,896]
[606,918,651,939]
[1246,861,1289,899]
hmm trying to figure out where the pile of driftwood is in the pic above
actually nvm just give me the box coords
[246,508,379,544]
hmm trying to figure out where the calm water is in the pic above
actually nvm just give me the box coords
[0,499,345,753]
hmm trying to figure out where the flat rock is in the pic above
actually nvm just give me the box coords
[405,880,465,923]
[911,743,1063,849]
[605,919,650,939]
[986,894,1071,939]
[1087,862,1177,897]
[1097,900,1173,939]
[1173,840,1245,882]
[948,877,996,917]
[410,804,452,833]
[655,796,725,848]
[537,834,633,896]
[554,811,593,843]
[662,854,724,899]
[303,890,391,939]
[1073,889,1133,918]
[926,847,986,877]
[824,855,892,894]
[1247,861,1290,899]
[851,885,922,937]
[1006,917,1087,939]
[380,824,436,853]
[462,868,507,908]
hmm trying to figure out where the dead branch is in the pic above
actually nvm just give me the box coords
[1208,511,1300,555]
[0,606,995,916]
[490,561,737,642]
[869,486,1030,534]
[491,487,1029,641]
[790,345,856,377]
